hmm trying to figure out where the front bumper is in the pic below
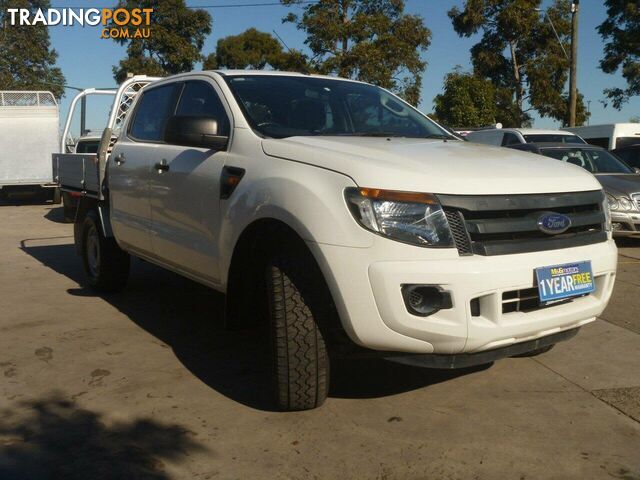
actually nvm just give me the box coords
[309,237,617,355]
[385,328,578,369]
[611,210,640,236]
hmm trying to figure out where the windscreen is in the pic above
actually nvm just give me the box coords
[224,75,453,139]
[540,147,634,174]
[523,134,585,144]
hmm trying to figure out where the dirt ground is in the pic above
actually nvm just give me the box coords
[1,201,639,480]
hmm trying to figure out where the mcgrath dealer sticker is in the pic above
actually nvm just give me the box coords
[535,261,595,303]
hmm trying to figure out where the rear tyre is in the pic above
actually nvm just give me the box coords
[81,212,129,292]
[266,251,330,411]
[52,187,62,204]
[512,344,555,357]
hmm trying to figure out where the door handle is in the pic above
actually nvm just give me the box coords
[114,153,125,166]
[154,159,170,173]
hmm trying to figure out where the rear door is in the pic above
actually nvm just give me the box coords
[147,78,231,284]
[109,83,178,256]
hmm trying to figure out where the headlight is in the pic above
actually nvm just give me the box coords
[619,196,633,211]
[603,193,612,232]
[345,187,454,247]
[607,193,634,211]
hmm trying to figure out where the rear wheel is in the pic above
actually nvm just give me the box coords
[266,251,330,411]
[81,212,129,292]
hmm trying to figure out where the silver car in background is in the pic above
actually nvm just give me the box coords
[510,142,640,237]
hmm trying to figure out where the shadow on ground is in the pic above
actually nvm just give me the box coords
[615,237,640,248]
[0,393,206,480]
[43,206,69,224]
[20,241,488,411]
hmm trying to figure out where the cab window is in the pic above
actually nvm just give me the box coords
[175,81,230,136]
[129,84,177,142]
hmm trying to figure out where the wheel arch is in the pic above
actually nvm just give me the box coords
[224,217,315,330]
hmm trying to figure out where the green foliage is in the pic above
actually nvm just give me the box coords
[281,0,431,106]
[203,28,310,72]
[448,0,588,126]
[598,1,640,109]
[0,0,66,98]
[433,70,496,127]
[110,0,211,83]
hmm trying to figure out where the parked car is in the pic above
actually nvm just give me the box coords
[510,142,640,237]
[466,127,585,147]
[54,71,617,411]
[564,123,640,150]
[74,134,101,154]
[612,144,640,172]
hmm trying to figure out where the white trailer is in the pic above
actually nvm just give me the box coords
[563,123,640,150]
[0,91,60,198]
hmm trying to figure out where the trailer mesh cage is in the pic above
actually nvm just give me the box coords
[0,91,57,107]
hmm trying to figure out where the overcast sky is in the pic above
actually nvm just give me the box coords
[48,0,640,135]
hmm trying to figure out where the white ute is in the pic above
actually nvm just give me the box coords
[54,71,618,411]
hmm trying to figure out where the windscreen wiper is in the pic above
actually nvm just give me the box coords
[333,132,406,137]
[423,134,456,140]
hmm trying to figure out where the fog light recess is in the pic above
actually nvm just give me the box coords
[401,285,452,317]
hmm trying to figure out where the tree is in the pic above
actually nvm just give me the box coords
[0,0,66,98]
[598,1,640,109]
[433,70,497,127]
[110,0,211,83]
[203,28,309,72]
[281,0,431,106]
[448,0,588,126]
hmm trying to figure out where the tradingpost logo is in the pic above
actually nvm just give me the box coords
[6,8,153,39]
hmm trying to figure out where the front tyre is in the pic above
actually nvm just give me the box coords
[266,252,330,411]
[81,212,129,292]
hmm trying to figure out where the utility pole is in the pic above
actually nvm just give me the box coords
[568,0,579,127]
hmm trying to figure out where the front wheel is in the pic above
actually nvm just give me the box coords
[81,212,130,292]
[266,252,330,411]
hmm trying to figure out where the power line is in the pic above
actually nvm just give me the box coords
[50,1,317,8]
[193,1,316,7]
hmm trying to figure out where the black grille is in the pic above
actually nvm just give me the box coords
[444,209,473,255]
[438,191,607,256]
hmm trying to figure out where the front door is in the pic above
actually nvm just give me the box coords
[148,79,231,284]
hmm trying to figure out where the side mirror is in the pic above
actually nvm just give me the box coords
[164,115,228,150]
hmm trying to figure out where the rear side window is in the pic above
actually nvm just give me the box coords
[523,134,585,144]
[615,137,640,149]
[501,132,520,146]
[584,137,610,149]
[176,81,230,136]
[75,140,99,153]
[129,84,176,142]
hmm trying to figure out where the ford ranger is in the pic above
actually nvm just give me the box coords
[54,71,617,411]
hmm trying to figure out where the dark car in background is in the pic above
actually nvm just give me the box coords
[612,144,640,172]
[510,142,640,237]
